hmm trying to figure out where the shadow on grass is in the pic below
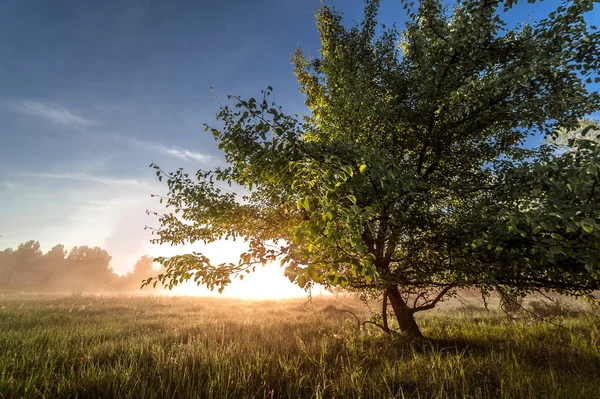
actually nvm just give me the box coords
[406,334,600,376]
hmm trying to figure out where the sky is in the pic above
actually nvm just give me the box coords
[0,0,598,287]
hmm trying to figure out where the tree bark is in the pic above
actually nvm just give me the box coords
[382,292,390,333]
[386,284,424,339]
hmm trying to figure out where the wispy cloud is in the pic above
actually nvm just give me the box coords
[159,146,213,162]
[9,100,96,129]
[4,180,14,190]
[24,172,143,187]
[127,137,214,163]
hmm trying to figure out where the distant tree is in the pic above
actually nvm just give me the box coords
[35,244,69,285]
[67,246,111,267]
[67,246,114,289]
[133,255,154,277]
[45,244,67,261]
[0,248,16,287]
[147,0,600,337]
[129,255,158,290]
[4,240,45,287]
[0,242,126,292]
[0,248,14,265]
[14,240,43,270]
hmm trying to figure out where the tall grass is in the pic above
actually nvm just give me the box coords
[0,294,598,398]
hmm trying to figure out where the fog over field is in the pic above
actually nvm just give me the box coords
[0,240,311,298]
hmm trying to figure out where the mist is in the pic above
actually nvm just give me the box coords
[0,240,166,293]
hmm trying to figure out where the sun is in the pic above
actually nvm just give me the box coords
[150,241,327,299]
[166,261,310,299]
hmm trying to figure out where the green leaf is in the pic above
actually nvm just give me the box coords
[586,165,597,176]
[341,165,354,177]
[581,124,595,137]
[309,225,320,236]
[359,164,367,174]
[293,228,304,244]
[286,272,297,283]
[339,276,348,288]
[324,170,334,182]
[301,197,311,210]
[297,275,307,288]
[280,194,291,204]
[581,219,595,233]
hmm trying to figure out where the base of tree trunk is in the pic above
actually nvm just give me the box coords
[386,285,424,339]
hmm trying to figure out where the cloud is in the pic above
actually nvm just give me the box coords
[4,180,14,190]
[159,146,213,162]
[127,137,214,163]
[9,100,96,129]
[24,172,144,187]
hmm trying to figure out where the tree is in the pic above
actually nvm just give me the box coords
[147,0,600,338]
[37,244,68,283]
[490,122,600,289]
[67,246,114,288]
[546,118,600,149]
[45,244,67,261]
[126,255,161,290]
[0,248,16,287]
[14,240,43,270]
[133,255,155,278]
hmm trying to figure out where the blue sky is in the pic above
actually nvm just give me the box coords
[0,0,598,274]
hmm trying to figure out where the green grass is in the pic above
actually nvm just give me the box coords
[0,294,598,398]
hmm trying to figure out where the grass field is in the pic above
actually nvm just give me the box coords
[0,293,598,399]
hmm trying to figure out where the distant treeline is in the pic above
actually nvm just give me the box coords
[0,240,164,292]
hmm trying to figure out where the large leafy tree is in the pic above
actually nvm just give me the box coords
[147,0,600,338]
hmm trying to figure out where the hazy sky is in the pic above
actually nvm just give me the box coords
[1,0,598,274]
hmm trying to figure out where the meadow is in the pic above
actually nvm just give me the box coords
[0,293,598,399]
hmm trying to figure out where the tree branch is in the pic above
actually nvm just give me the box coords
[412,285,455,313]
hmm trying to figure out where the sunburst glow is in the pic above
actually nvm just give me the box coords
[165,261,311,299]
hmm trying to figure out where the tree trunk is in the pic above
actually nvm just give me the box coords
[386,284,424,339]
[382,292,390,333]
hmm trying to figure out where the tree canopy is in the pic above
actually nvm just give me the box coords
[148,0,600,338]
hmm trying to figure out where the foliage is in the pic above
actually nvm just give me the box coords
[148,0,600,337]
[545,118,600,149]
[67,246,113,276]
[45,244,67,261]
[484,123,600,292]
[14,240,42,269]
